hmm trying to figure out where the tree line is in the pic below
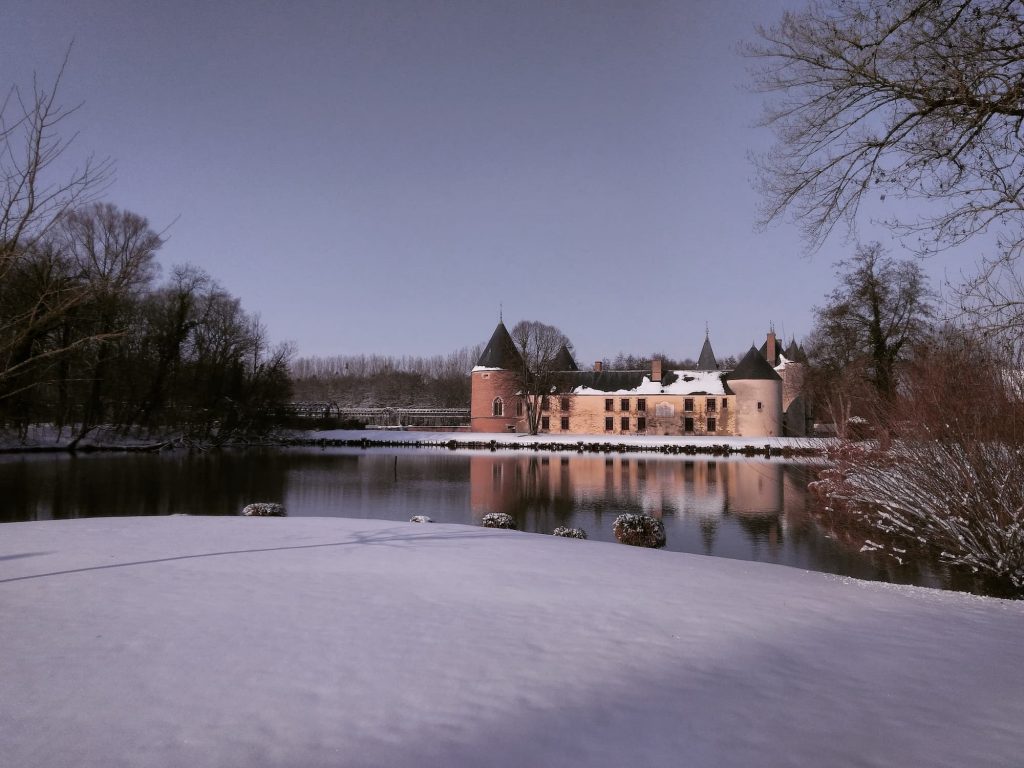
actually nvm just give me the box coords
[0,58,291,444]
[750,0,1024,592]
[290,347,481,408]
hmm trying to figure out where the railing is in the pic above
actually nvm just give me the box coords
[286,403,470,427]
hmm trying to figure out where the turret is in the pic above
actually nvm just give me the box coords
[470,321,526,433]
[725,346,783,436]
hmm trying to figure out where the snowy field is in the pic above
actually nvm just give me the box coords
[2,516,1022,768]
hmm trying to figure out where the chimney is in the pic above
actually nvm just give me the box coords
[594,361,603,372]
[651,359,662,383]
[766,331,777,365]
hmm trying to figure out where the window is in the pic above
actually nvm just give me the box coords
[722,398,728,410]
[757,401,763,411]
[621,417,629,431]
[541,416,550,431]
[684,417,694,432]
[707,417,717,432]
[684,398,694,412]
[605,417,614,431]
[620,398,630,411]
[516,400,523,417]
[707,398,716,412]
[492,398,503,417]
[605,398,614,412]
[637,398,646,412]
[560,416,569,430]
[637,417,646,432]
[541,397,549,412]
[560,397,570,411]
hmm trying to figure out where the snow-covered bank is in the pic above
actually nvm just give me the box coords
[2,517,1021,768]
[293,428,827,456]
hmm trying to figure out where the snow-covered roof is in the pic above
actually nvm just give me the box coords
[572,370,726,396]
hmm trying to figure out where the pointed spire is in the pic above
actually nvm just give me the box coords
[552,344,578,371]
[697,331,718,370]
[475,321,523,369]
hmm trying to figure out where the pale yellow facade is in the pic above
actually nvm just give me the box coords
[533,392,737,437]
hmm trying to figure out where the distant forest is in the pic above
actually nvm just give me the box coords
[290,347,482,408]
[289,346,742,409]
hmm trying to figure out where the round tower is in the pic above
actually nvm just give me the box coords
[725,346,783,437]
[470,321,526,433]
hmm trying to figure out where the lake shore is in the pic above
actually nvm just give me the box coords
[2,515,1021,767]
[0,426,829,458]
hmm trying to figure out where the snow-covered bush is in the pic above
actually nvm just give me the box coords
[481,512,517,530]
[410,515,434,523]
[613,514,666,548]
[241,503,287,517]
[814,439,1024,589]
[553,527,587,539]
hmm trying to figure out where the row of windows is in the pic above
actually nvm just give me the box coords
[605,397,727,412]
[604,417,717,432]
[494,397,731,421]
[603,417,648,432]
[604,398,649,412]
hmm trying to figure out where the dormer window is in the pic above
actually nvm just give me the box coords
[493,397,504,417]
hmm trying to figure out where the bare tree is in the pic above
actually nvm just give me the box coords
[0,51,111,395]
[57,203,161,438]
[748,0,1024,258]
[509,320,574,435]
[808,243,932,400]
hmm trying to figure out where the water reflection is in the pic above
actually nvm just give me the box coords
[0,447,968,592]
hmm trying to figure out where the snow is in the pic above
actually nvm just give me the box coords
[573,369,726,396]
[471,365,503,372]
[310,427,821,451]
[2,516,1022,767]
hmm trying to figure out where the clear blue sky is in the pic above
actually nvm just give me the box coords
[1,0,973,364]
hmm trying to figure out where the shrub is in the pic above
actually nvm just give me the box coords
[410,515,434,523]
[241,502,287,517]
[553,527,587,539]
[613,513,666,548]
[481,512,517,529]
[814,439,1024,589]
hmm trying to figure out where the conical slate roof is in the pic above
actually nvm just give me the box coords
[697,334,718,370]
[727,346,782,382]
[551,344,578,371]
[784,338,808,363]
[476,322,523,369]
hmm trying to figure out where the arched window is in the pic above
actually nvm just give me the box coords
[492,397,504,417]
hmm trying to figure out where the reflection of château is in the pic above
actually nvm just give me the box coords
[469,454,811,558]
[471,455,790,518]
[471,322,809,437]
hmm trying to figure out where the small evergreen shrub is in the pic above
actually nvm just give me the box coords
[553,527,587,539]
[410,515,434,523]
[613,513,665,548]
[241,502,287,517]
[481,512,517,529]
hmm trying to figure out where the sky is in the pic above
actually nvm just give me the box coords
[0,0,977,365]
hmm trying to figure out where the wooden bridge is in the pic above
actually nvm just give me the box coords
[287,403,470,428]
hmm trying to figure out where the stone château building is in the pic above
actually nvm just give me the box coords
[470,321,809,437]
